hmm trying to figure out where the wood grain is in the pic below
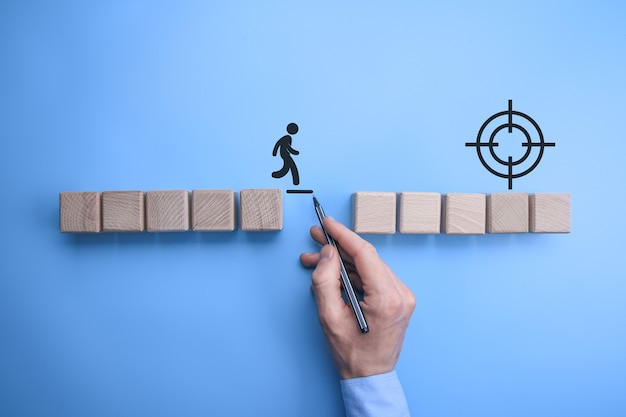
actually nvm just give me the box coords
[145,190,189,232]
[398,192,441,234]
[487,193,529,233]
[240,189,282,231]
[59,192,101,233]
[192,190,237,231]
[529,193,571,233]
[443,193,486,235]
[352,192,397,234]
[102,191,145,232]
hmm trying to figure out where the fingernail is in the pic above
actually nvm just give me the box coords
[320,245,334,262]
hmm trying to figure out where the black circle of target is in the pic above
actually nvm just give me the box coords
[466,100,556,189]
[475,111,545,179]
[488,123,533,166]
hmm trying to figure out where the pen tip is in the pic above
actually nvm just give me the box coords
[312,195,319,206]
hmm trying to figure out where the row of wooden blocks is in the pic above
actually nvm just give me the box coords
[59,190,571,234]
[59,189,282,233]
[353,192,570,234]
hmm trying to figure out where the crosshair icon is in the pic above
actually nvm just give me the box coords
[465,100,555,189]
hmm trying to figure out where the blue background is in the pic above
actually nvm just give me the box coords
[1,1,625,416]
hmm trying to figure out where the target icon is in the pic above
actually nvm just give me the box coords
[465,100,555,189]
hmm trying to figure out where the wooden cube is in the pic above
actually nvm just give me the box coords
[240,189,282,231]
[145,190,189,232]
[192,190,237,231]
[487,193,529,234]
[443,193,486,235]
[529,193,571,233]
[352,192,396,234]
[59,192,101,233]
[102,191,145,232]
[398,192,441,234]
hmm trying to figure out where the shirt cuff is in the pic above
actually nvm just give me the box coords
[340,370,411,417]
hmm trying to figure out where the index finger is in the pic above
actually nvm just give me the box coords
[323,217,393,292]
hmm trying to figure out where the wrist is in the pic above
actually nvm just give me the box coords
[338,364,395,380]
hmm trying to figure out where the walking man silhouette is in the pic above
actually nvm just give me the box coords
[272,123,300,186]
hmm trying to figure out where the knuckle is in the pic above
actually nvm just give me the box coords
[372,291,403,318]
[359,240,378,257]
[311,264,333,286]
[386,292,404,313]
[311,267,323,284]
[351,240,379,265]
[380,288,417,323]
[405,289,417,312]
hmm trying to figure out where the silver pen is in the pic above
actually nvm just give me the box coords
[313,196,369,333]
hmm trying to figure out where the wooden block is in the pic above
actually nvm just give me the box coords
[398,192,441,234]
[145,190,189,232]
[192,190,237,231]
[59,192,101,233]
[529,193,571,233]
[443,193,486,235]
[352,192,396,234]
[487,193,529,234]
[102,191,145,232]
[240,189,282,231]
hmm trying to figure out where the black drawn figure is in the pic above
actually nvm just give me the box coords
[272,123,300,185]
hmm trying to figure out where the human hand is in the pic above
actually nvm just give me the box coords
[300,217,416,380]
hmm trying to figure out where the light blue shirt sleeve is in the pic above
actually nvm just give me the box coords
[339,370,411,417]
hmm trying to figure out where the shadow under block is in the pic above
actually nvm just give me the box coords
[529,193,571,233]
[192,190,237,231]
[487,193,529,234]
[352,192,397,234]
[145,190,189,232]
[102,191,145,232]
[443,193,486,235]
[59,192,101,233]
[240,189,282,231]
[398,192,441,234]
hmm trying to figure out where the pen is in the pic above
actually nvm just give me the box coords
[313,196,369,333]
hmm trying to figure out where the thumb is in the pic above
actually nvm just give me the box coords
[311,245,345,324]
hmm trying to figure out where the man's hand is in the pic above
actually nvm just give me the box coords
[300,217,416,380]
